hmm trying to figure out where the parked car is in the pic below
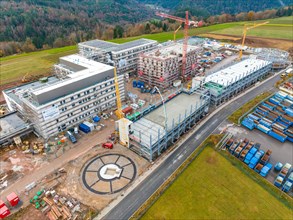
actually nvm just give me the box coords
[102,142,113,149]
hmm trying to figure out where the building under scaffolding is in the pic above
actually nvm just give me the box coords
[3,54,125,138]
[78,38,158,76]
[204,58,272,105]
[138,43,201,89]
[128,88,210,161]
[255,48,290,70]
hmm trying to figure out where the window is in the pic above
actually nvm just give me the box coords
[71,96,74,100]
[77,94,80,98]
[72,103,75,107]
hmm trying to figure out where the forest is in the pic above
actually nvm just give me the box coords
[0,0,292,56]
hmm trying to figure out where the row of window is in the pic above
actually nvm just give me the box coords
[56,82,116,107]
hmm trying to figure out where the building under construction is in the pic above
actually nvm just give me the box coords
[78,38,158,76]
[138,43,201,89]
[3,54,125,138]
[255,48,290,70]
[128,88,210,161]
[204,58,272,106]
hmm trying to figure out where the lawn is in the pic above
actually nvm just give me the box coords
[212,16,293,40]
[228,91,273,124]
[142,147,293,219]
[0,45,78,85]
[212,25,293,40]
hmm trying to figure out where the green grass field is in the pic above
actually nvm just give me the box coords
[142,147,293,219]
[0,45,78,85]
[1,16,292,86]
[212,16,293,40]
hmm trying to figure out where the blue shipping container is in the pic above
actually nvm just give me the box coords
[79,123,91,133]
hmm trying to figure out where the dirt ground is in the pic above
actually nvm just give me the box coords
[57,143,149,211]
[200,33,293,52]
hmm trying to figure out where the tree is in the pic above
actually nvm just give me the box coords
[163,23,168,31]
[114,25,124,38]
[21,38,36,52]
[145,23,151,34]
[247,11,255,20]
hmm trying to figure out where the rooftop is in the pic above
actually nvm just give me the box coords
[79,38,157,53]
[142,43,199,60]
[131,92,206,148]
[0,112,32,144]
[204,58,272,87]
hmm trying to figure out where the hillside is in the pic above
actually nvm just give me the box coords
[140,0,292,16]
[0,0,154,48]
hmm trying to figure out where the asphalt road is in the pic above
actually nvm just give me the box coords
[103,73,281,220]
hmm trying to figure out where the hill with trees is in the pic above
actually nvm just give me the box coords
[0,0,292,56]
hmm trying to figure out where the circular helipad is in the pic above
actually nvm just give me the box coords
[81,154,136,195]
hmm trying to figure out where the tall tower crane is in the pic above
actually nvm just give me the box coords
[238,21,269,60]
[113,67,124,119]
[156,11,202,81]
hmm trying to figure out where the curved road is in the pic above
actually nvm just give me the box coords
[103,73,280,220]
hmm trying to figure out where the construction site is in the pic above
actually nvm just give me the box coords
[0,11,292,220]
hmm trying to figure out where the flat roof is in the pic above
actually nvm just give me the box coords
[142,43,199,60]
[29,55,114,105]
[131,92,206,148]
[79,38,157,53]
[204,58,272,87]
[0,112,31,144]
[111,39,157,52]
[79,39,118,51]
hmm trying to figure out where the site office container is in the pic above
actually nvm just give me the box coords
[260,163,273,177]
[0,200,5,209]
[79,123,91,133]
[122,106,133,115]
[6,192,19,207]
[0,206,10,219]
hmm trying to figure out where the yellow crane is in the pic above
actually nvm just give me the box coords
[173,25,182,42]
[114,67,124,119]
[238,21,269,60]
[113,67,130,146]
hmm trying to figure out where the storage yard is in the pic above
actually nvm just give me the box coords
[1,13,293,220]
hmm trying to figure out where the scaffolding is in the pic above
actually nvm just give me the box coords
[78,38,158,76]
[137,43,200,89]
[255,48,290,70]
[128,88,210,161]
[204,58,273,105]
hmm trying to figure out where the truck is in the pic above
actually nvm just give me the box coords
[234,138,249,157]
[244,147,258,164]
[279,163,291,178]
[67,131,77,144]
[282,171,293,192]
[248,150,265,169]
[260,163,273,177]
[239,142,254,161]
[260,150,272,165]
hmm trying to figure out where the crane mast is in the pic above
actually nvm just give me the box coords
[114,67,124,119]
[238,21,269,60]
[155,11,202,81]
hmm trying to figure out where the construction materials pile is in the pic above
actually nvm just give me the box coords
[30,189,84,220]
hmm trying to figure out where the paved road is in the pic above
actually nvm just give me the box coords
[103,73,281,220]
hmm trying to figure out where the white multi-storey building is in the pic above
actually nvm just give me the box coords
[78,38,158,76]
[3,54,125,138]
